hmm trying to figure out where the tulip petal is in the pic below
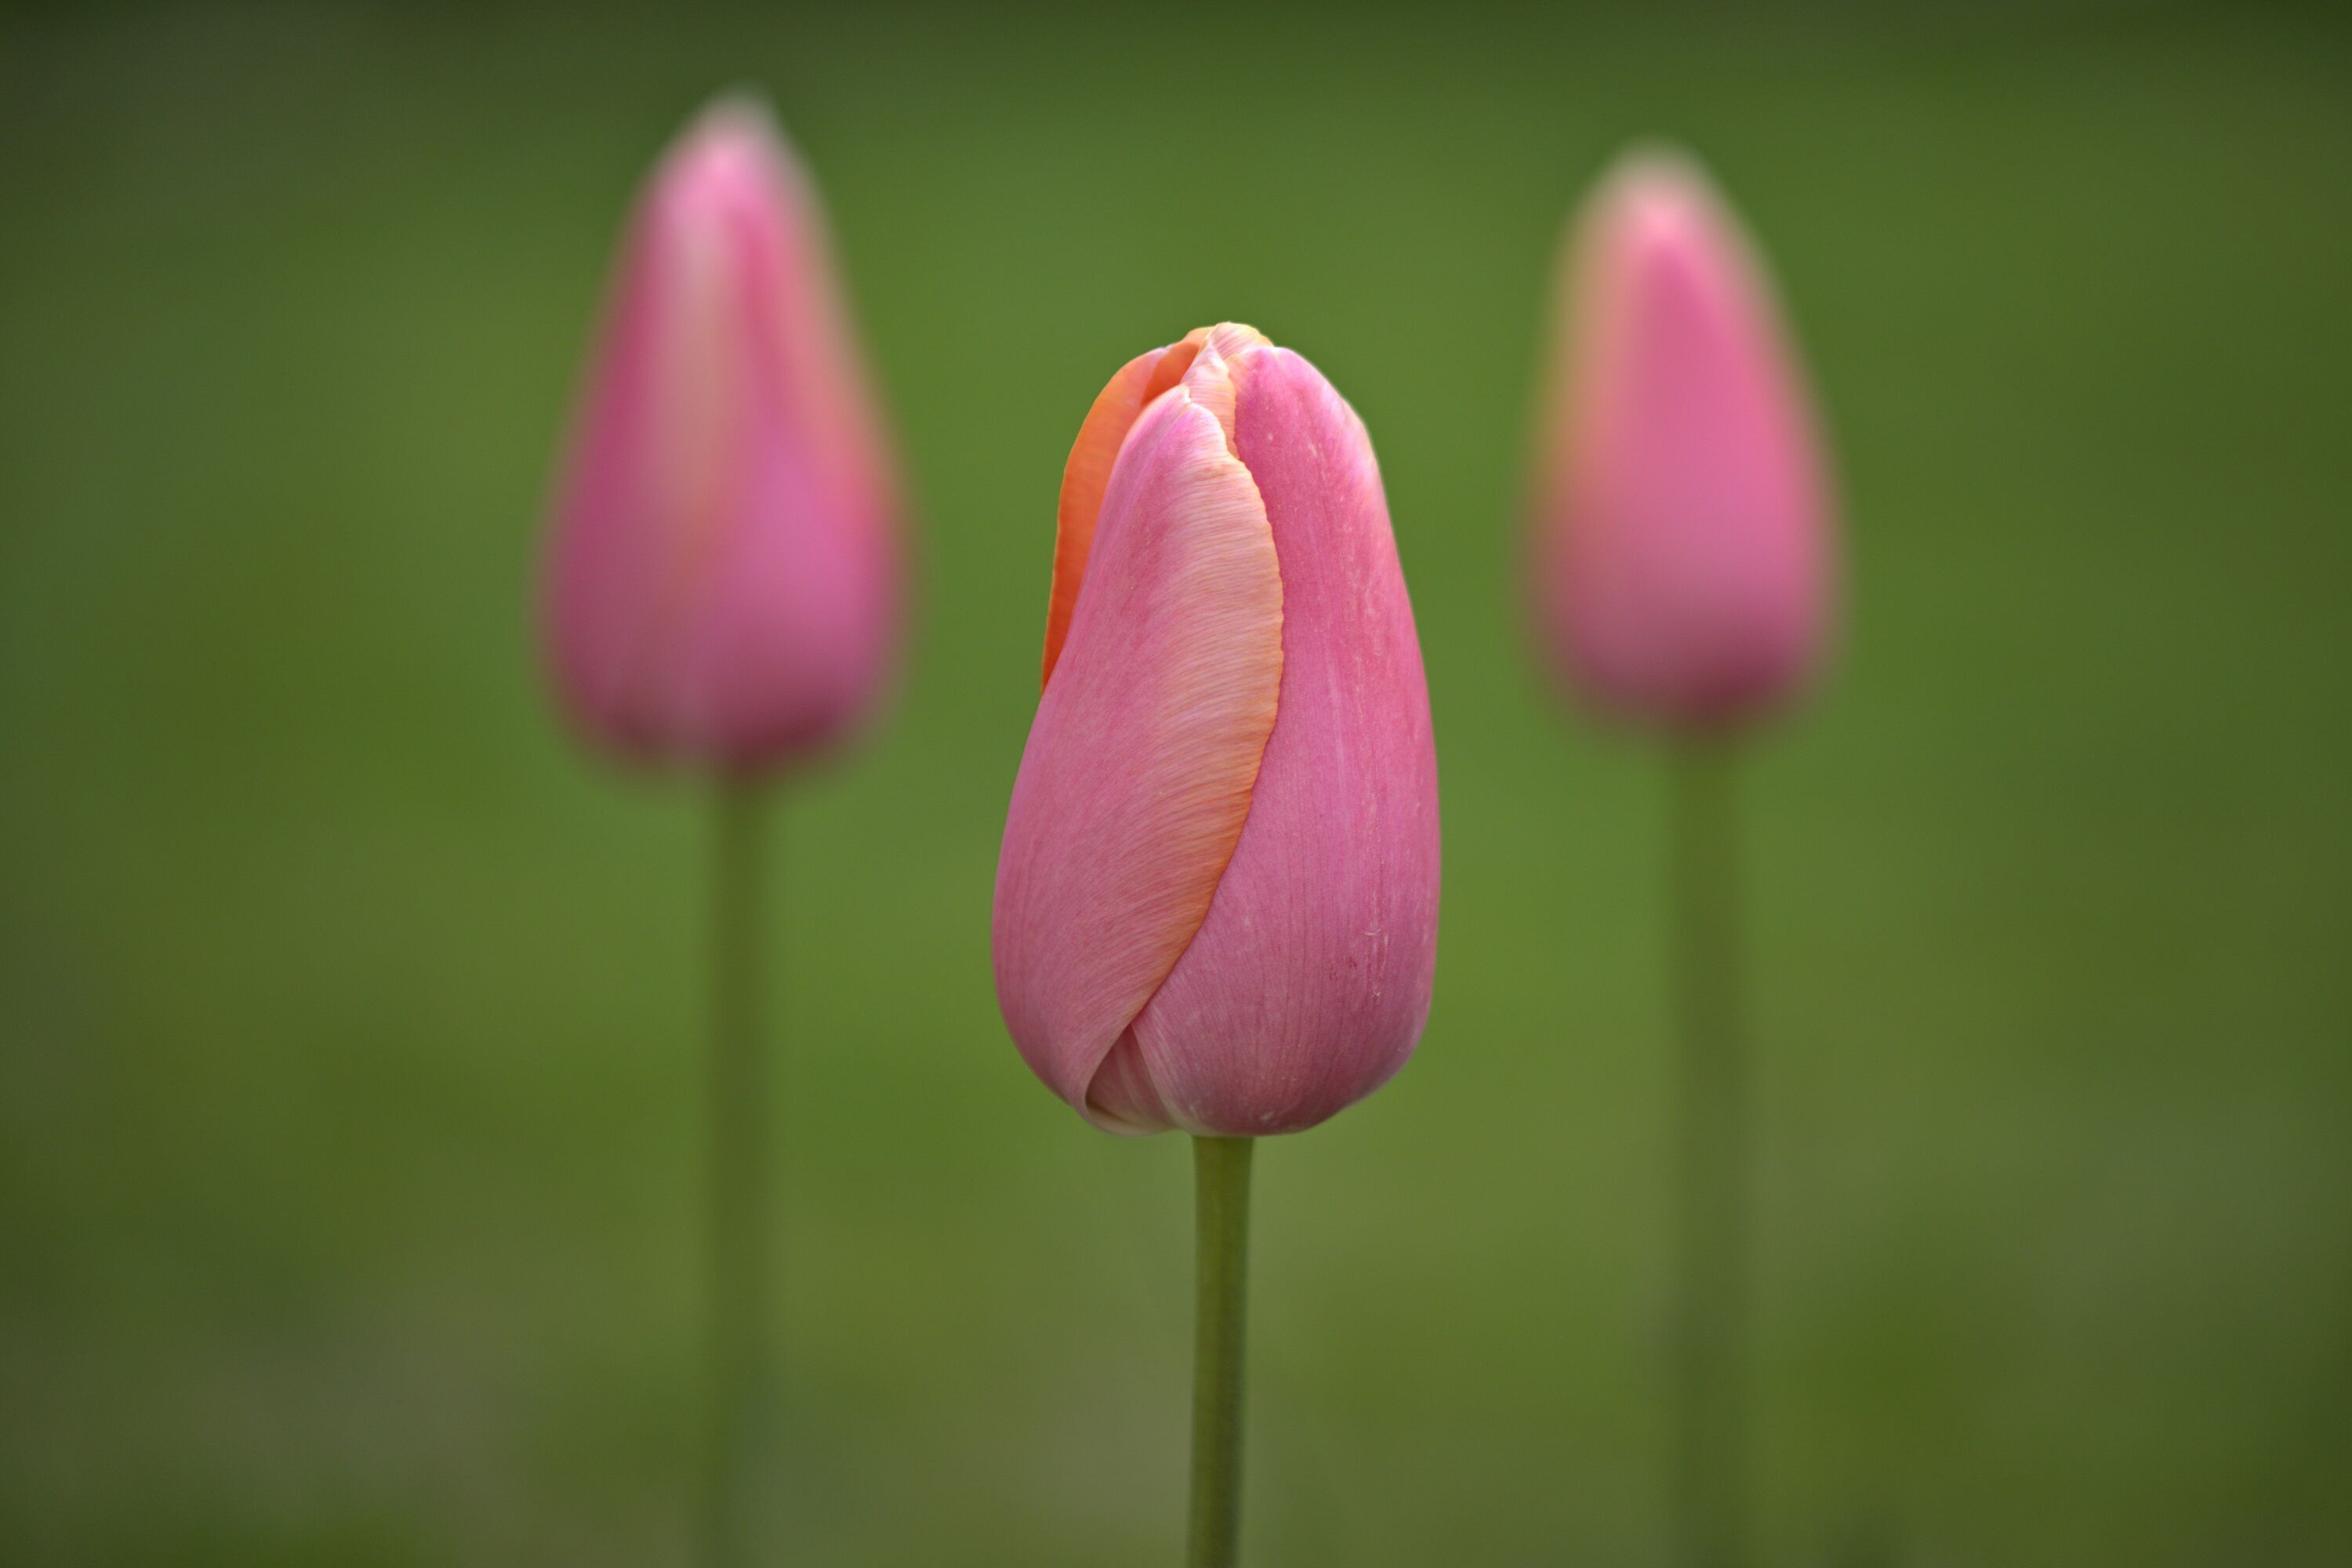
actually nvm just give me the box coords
[1044,341,1190,688]
[994,387,1284,1133]
[1126,345,1442,1135]
[542,100,900,772]
[1535,151,1831,727]
[1042,324,1271,688]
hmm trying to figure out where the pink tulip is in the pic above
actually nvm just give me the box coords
[993,324,1440,1137]
[1531,150,1835,729]
[540,98,901,774]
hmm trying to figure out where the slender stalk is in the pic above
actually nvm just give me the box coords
[706,781,773,1568]
[1188,1135,1256,1568]
[1668,740,1748,1568]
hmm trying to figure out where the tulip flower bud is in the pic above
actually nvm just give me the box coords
[993,325,1441,1137]
[1531,150,1835,730]
[540,98,902,774]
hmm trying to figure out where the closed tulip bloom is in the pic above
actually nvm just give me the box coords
[993,324,1440,1138]
[541,98,900,773]
[1532,150,1835,730]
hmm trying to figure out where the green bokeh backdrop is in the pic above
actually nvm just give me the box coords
[3,4,2347,1563]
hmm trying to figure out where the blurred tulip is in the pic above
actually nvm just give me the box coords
[1531,149,1834,730]
[994,324,1440,1138]
[541,97,901,774]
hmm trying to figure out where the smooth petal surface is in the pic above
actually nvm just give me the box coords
[1534,150,1832,729]
[542,100,899,773]
[998,326,1438,1137]
[993,382,1283,1132]
[1123,345,1442,1135]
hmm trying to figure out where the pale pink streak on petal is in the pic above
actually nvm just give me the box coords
[670,112,898,764]
[992,390,1283,1134]
[543,140,730,756]
[1127,345,1442,1136]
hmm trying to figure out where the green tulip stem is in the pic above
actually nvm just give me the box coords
[1668,739,1749,1568]
[1188,1134,1256,1568]
[706,780,774,1567]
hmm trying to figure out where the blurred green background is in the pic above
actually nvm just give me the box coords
[4,2,2348,1563]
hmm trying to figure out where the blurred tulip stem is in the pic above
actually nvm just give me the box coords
[706,780,775,1567]
[1668,739,1750,1568]
[1188,1134,1255,1568]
